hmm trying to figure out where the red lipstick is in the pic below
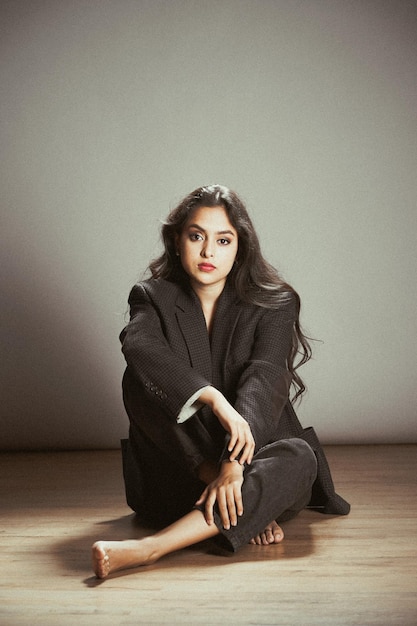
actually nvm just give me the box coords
[198,263,216,272]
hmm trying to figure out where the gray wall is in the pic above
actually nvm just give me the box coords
[1,0,416,450]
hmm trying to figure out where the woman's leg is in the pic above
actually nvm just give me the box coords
[92,438,316,577]
[92,509,219,579]
[206,438,317,552]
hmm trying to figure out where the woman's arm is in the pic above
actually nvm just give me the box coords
[198,386,255,466]
[196,459,245,529]
[232,292,297,452]
[194,387,254,529]
[121,283,210,420]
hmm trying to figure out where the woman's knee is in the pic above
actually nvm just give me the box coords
[289,437,317,484]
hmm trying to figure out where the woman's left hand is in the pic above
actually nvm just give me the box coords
[195,460,244,529]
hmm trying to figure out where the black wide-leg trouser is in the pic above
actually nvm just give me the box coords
[205,438,317,551]
[122,430,317,553]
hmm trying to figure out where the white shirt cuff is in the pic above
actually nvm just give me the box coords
[177,386,211,424]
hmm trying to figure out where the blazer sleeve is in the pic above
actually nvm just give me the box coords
[120,283,211,421]
[231,292,296,454]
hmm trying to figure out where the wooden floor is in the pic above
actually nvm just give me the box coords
[1,445,416,625]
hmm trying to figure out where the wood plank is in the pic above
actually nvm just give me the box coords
[1,446,416,625]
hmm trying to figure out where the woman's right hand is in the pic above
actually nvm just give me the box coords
[199,387,255,465]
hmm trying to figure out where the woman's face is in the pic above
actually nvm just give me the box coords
[176,205,238,295]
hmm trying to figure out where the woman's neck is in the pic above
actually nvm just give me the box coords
[192,283,225,334]
[191,279,225,306]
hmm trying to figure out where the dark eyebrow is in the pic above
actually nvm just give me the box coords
[187,223,236,236]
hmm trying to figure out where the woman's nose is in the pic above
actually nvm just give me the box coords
[201,241,214,257]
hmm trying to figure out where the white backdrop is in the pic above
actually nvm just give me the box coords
[1,0,416,449]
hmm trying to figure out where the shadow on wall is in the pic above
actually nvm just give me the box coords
[1,223,126,451]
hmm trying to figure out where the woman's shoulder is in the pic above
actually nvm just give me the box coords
[128,278,185,305]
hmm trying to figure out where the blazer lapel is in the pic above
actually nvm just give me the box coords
[210,282,242,386]
[175,288,213,382]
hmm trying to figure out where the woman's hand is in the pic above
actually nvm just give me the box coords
[195,460,244,529]
[196,459,219,485]
[199,387,255,465]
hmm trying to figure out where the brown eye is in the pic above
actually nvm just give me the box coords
[189,233,203,241]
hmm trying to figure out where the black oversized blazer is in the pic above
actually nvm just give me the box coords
[120,278,350,516]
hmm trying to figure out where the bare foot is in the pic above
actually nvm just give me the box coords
[249,521,284,546]
[91,538,157,579]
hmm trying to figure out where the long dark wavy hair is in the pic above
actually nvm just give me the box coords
[148,184,312,402]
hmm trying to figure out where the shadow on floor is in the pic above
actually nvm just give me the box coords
[53,508,318,585]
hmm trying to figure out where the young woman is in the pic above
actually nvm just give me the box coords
[92,185,349,579]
